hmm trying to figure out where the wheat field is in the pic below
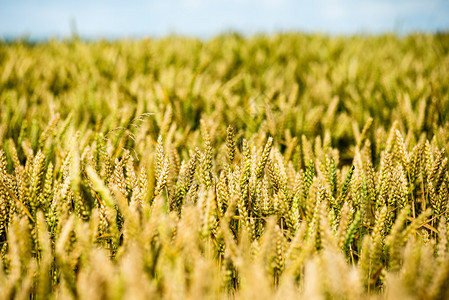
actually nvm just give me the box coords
[1,33,449,299]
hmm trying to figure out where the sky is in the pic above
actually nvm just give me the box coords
[0,0,448,40]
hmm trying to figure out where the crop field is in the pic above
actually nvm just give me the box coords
[0,33,449,299]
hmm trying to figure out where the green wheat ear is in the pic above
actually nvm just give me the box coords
[226,125,236,167]
[174,148,199,213]
[255,136,273,180]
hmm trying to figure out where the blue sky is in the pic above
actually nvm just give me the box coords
[0,0,448,40]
